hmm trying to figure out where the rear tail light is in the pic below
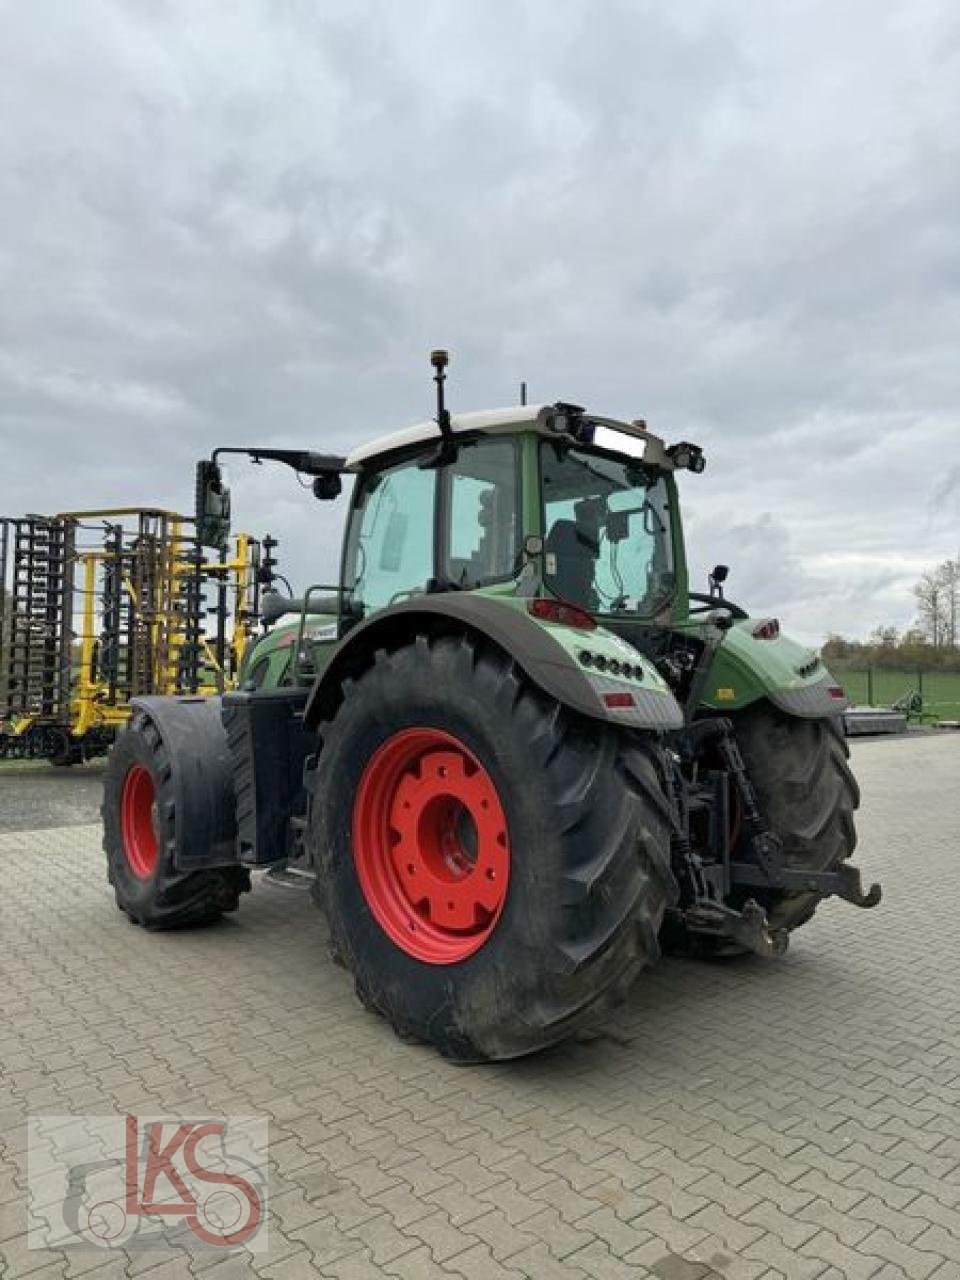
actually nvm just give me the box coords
[752,618,780,640]
[603,692,635,709]
[528,598,597,631]
[828,686,846,700]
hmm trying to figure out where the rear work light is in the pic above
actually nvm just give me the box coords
[752,618,780,640]
[528,598,597,631]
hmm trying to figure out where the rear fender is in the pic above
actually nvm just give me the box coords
[302,595,683,732]
[694,620,849,719]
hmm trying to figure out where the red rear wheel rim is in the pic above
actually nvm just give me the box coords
[120,765,159,880]
[353,728,511,964]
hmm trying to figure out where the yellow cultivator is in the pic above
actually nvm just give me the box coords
[0,508,269,763]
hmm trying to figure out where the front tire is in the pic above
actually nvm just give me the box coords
[307,633,677,1062]
[102,710,250,928]
[731,702,860,932]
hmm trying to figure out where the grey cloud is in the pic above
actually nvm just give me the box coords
[2,0,959,641]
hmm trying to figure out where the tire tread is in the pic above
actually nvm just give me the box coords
[308,632,677,1061]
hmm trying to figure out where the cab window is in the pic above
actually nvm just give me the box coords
[541,443,674,616]
[442,439,519,588]
[345,459,436,615]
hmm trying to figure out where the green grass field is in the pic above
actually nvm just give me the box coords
[833,667,960,720]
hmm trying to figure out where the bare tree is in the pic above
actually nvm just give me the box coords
[869,624,898,649]
[937,557,960,649]
[914,570,947,647]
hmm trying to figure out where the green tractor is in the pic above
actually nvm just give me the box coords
[102,352,880,1062]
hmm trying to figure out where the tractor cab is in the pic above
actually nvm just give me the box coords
[338,394,701,635]
[193,350,706,664]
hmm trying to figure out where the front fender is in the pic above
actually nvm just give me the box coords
[693,619,849,719]
[129,695,238,868]
[303,595,683,733]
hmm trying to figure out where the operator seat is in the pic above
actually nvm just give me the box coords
[544,519,598,609]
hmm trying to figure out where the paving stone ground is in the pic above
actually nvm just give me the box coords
[1,733,959,1279]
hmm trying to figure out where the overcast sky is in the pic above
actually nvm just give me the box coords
[2,0,958,646]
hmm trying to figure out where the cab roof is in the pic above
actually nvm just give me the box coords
[344,404,666,471]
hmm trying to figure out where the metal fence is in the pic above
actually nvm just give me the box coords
[832,667,960,721]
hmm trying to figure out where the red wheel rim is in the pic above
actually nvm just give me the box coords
[120,765,159,879]
[353,728,510,964]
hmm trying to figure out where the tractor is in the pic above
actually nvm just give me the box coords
[101,352,880,1062]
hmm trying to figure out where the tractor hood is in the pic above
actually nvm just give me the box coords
[240,614,338,689]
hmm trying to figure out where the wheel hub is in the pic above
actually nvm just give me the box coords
[353,728,510,964]
[120,764,159,880]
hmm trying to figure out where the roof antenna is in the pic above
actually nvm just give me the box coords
[520,380,527,406]
[432,350,452,435]
[422,349,458,468]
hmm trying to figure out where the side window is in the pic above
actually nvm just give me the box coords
[443,440,519,587]
[347,459,436,614]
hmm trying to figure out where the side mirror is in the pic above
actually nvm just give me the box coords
[313,473,342,501]
[195,460,231,550]
[709,563,729,599]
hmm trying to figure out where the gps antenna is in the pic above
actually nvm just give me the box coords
[423,349,458,468]
[432,349,452,436]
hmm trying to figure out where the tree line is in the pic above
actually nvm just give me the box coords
[823,556,960,671]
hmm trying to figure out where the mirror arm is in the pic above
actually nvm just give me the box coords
[211,447,346,478]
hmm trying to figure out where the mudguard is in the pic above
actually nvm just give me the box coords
[221,686,316,865]
[693,619,850,719]
[130,696,237,869]
[302,594,684,732]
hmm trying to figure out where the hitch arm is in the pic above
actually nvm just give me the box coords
[681,898,789,958]
[729,859,882,909]
[674,716,882,914]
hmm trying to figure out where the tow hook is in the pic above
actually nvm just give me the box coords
[835,863,882,909]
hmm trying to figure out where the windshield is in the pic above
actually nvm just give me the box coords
[540,443,675,616]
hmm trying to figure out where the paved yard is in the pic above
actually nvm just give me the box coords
[0,763,104,833]
[1,734,959,1279]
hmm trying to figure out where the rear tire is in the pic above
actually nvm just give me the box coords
[307,633,677,1062]
[731,701,860,932]
[102,709,250,928]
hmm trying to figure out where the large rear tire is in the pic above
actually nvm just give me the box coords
[307,633,677,1063]
[731,701,860,932]
[102,709,250,928]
